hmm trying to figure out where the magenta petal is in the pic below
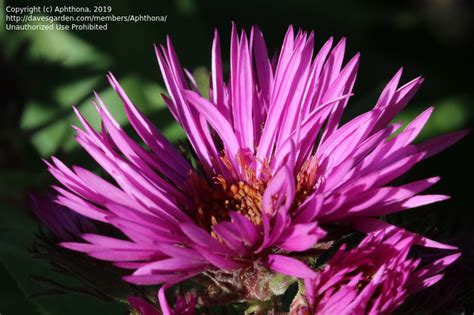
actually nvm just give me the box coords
[418,129,469,160]
[412,253,461,281]
[252,25,273,104]
[267,254,316,278]
[212,222,247,253]
[352,218,458,250]
[278,223,326,251]
[183,90,240,165]
[179,223,232,255]
[133,258,207,275]
[375,68,403,109]
[231,30,255,151]
[195,247,243,270]
[229,212,258,246]
[210,29,229,121]
[262,165,295,215]
[158,284,173,315]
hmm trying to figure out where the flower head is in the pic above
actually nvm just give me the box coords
[44,23,466,311]
[303,227,460,314]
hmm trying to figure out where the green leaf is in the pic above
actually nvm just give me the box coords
[0,202,125,314]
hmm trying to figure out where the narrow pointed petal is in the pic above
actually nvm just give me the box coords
[267,254,316,278]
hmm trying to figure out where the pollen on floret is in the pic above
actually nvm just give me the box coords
[187,151,319,235]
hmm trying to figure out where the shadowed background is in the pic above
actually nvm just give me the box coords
[1,0,473,313]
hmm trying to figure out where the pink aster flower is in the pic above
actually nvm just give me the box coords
[302,227,460,314]
[44,23,466,311]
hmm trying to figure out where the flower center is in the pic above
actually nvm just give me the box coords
[189,174,266,230]
[295,158,319,207]
[186,155,319,233]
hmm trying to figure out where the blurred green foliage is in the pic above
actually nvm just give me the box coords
[1,0,473,314]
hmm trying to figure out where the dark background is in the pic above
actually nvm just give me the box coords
[1,0,473,313]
